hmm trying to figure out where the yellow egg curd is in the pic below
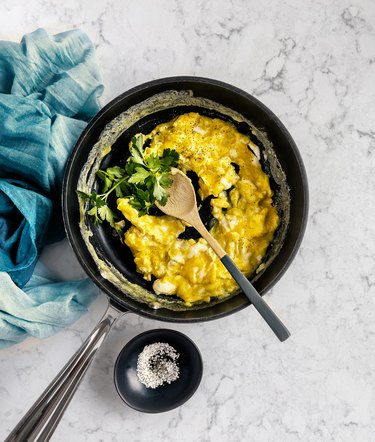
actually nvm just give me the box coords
[117,112,279,306]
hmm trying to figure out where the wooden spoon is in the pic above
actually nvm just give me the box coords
[157,169,290,342]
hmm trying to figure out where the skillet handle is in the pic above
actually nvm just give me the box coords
[5,302,124,442]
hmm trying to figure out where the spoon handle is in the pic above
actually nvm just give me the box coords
[191,218,290,341]
[221,254,290,342]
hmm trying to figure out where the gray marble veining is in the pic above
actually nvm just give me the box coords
[1,0,375,440]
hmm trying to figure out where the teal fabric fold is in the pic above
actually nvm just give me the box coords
[0,262,99,348]
[0,179,52,286]
[0,29,103,348]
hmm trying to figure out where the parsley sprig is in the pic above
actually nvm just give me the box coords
[77,134,179,233]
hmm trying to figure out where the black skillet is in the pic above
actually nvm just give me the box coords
[6,77,308,441]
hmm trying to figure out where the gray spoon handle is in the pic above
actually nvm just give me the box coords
[221,255,291,342]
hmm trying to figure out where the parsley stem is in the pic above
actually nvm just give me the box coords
[100,176,128,201]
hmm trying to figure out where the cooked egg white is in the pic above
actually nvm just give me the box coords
[117,112,279,306]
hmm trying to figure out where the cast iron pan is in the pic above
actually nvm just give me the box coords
[6,77,308,441]
[63,76,309,321]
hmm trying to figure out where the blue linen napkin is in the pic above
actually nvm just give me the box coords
[0,29,103,348]
[0,262,98,348]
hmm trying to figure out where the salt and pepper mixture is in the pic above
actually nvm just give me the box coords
[136,342,180,389]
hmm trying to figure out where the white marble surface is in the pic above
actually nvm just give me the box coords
[1,0,375,440]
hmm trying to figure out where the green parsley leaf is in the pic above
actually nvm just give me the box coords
[106,166,124,179]
[87,206,101,224]
[145,153,159,170]
[158,172,173,188]
[96,170,112,193]
[128,167,151,184]
[76,190,91,201]
[98,205,117,227]
[129,135,145,165]
[153,177,167,201]
[159,148,179,170]
[92,193,106,207]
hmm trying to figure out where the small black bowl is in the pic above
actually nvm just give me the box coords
[114,329,203,413]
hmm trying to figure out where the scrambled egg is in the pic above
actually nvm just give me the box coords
[117,113,279,306]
